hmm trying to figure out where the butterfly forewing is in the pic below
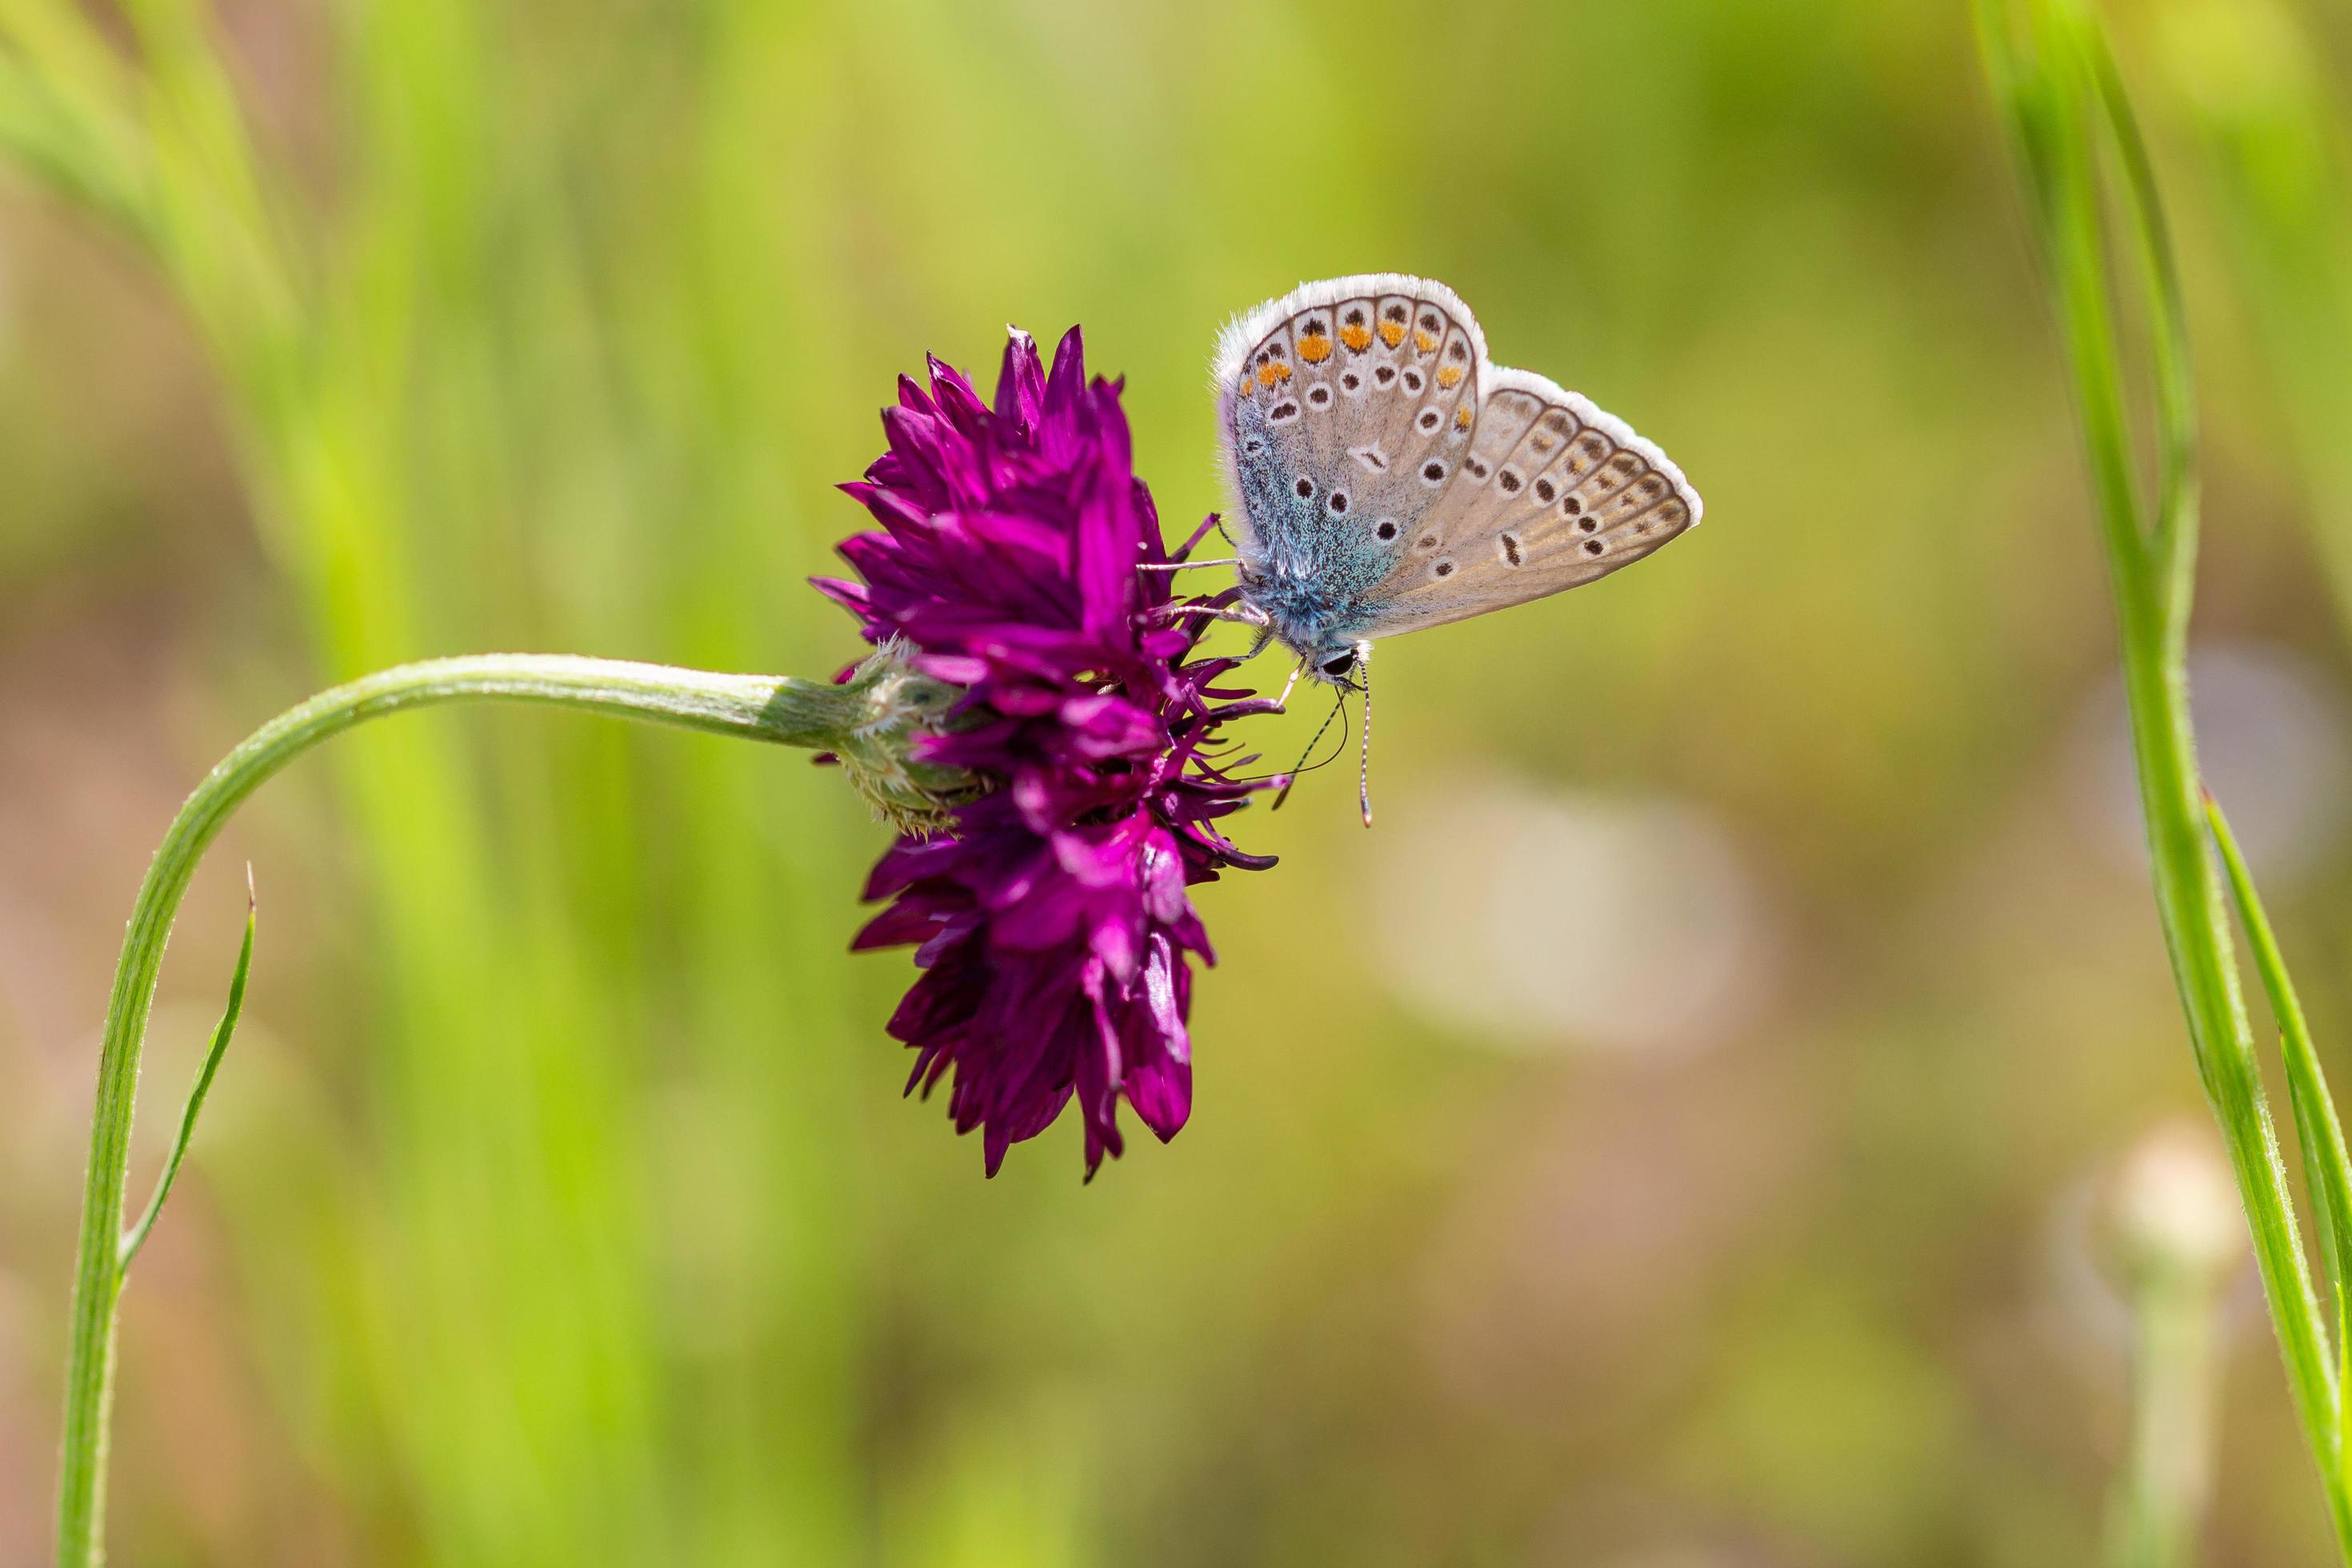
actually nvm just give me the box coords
[1218,276,1487,585]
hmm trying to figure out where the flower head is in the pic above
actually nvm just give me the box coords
[819,325,1278,1176]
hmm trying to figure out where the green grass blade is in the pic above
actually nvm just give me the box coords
[117,876,255,1274]
[2207,792,2352,1362]
[1979,0,2150,586]
[2084,29,2197,602]
[1981,0,2352,1550]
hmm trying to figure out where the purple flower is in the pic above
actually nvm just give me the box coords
[818,325,1278,1177]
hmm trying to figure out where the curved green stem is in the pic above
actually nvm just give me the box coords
[54,652,949,1567]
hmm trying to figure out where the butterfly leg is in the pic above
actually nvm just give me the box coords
[1272,650,1305,712]
[1135,558,1244,573]
[1158,602,1270,628]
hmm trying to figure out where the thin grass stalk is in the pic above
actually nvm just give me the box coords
[2172,11,2352,1392]
[2113,1253,2227,1568]
[1979,0,2352,1549]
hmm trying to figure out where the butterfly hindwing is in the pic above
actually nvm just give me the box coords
[1360,367,1702,638]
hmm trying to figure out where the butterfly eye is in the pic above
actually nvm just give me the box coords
[1319,651,1357,678]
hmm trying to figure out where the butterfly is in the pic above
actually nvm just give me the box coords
[1174,274,1705,819]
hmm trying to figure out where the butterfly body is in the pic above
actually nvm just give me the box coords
[1213,274,1701,684]
[1225,384,1396,679]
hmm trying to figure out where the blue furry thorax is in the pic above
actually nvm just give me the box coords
[1236,565,1371,670]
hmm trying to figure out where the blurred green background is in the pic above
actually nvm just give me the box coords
[6,0,2352,1562]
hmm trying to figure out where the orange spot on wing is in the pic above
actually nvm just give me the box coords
[1258,363,1282,388]
[1378,321,1406,348]
[1297,332,1333,364]
[1454,405,1474,430]
[1339,323,1372,351]
[1435,364,1464,390]
[1412,328,1438,354]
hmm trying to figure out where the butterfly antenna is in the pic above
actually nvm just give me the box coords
[1272,686,1349,811]
[1356,642,1374,828]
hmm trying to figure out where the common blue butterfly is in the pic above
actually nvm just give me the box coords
[1173,275,1703,820]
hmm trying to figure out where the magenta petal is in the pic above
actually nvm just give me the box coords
[994,327,1046,430]
[1124,1053,1191,1142]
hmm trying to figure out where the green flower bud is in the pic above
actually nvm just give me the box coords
[826,638,983,837]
